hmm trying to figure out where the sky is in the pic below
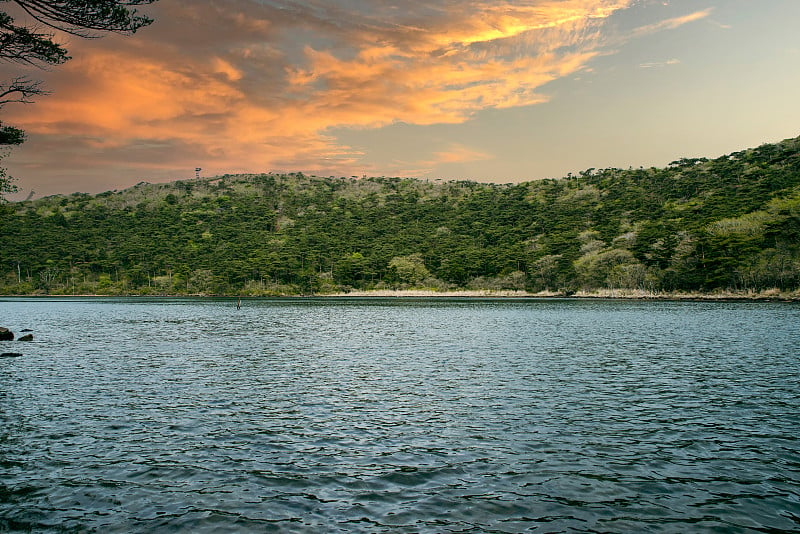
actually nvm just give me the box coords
[1,0,799,198]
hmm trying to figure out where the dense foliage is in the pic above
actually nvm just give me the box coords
[2,135,800,296]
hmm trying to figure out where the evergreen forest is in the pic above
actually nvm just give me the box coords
[2,135,800,297]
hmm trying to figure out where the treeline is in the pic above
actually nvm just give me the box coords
[2,135,800,296]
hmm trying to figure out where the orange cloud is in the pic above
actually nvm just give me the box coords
[3,0,710,193]
[432,144,494,165]
[380,143,495,179]
[284,1,629,127]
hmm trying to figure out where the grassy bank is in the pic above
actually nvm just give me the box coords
[329,288,800,301]
[4,288,798,301]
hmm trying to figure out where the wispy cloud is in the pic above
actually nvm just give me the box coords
[371,142,495,178]
[4,0,709,192]
[433,144,494,164]
[629,7,712,38]
[639,58,681,68]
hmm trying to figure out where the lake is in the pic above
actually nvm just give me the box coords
[1,297,799,532]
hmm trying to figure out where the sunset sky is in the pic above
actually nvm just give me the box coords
[2,0,799,198]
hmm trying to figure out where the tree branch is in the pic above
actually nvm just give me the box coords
[11,1,157,37]
[0,76,48,107]
[0,12,70,65]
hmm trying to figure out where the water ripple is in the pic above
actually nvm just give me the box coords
[1,297,799,532]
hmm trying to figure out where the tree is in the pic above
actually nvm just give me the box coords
[0,151,17,199]
[530,254,563,291]
[388,254,431,287]
[0,0,157,197]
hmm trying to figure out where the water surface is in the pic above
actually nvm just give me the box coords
[1,297,799,532]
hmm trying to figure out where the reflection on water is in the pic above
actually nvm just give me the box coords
[1,297,799,532]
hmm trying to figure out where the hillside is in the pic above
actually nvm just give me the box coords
[2,136,799,297]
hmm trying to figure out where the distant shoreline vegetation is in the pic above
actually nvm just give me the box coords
[1,289,798,302]
[2,135,799,299]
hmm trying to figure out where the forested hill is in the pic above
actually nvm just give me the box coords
[2,136,800,296]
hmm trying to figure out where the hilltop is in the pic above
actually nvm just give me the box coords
[2,135,799,297]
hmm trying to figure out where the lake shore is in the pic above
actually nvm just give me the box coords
[7,288,798,301]
[323,288,800,301]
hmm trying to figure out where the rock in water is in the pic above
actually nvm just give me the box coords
[0,328,13,341]
[1,353,22,358]
[18,334,33,342]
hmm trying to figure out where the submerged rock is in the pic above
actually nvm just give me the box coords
[1,353,22,358]
[0,327,13,341]
[18,334,33,342]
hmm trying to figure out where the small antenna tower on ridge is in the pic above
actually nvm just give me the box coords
[195,167,202,179]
